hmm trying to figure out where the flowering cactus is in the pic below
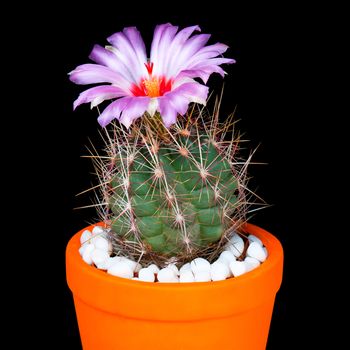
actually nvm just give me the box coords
[70,24,253,266]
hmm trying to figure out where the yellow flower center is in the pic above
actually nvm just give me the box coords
[143,78,160,98]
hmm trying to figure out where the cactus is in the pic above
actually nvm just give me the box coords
[70,24,257,266]
[91,107,249,266]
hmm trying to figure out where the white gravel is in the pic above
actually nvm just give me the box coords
[247,242,267,262]
[191,258,211,274]
[210,261,231,281]
[226,234,245,258]
[107,261,134,279]
[78,227,269,282]
[138,268,156,282]
[179,270,195,283]
[229,261,247,277]
[157,268,179,282]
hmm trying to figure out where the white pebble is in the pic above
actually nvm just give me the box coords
[263,247,268,256]
[218,250,236,265]
[248,234,263,246]
[167,263,179,276]
[101,256,123,269]
[80,230,92,245]
[95,260,109,270]
[194,270,211,282]
[138,268,156,282]
[179,270,195,283]
[247,242,267,262]
[230,232,242,244]
[91,249,110,267]
[107,261,134,279]
[214,259,233,277]
[82,244,95,265]
[121,257,142,273]
[229,261,247,277]
[227,234,245,258]
[132,277,140,281]
[147,264,160,274]
[93,236,110,253]
[79,243,91,257]
[191,258,211,274]
[244,256,261,272]
[210,261,230,281]
[157,268,178,282]
[179,262,191,273]
[92,226,105,236]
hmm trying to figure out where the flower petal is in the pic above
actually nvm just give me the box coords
[97,97,133,127]
[69,64,130,90]
[191,57,235,68]
[158,98,178,127]
[89,44,134,82]
[119,96,150,128]
[171,81,209,105]
[73,85,128,110]
[175,60,234,84]
[165,34,211,77]
[188,43,231,62]
[158,81,208,127]
[107,27,148,82]
[147,98,159,117]
[159,93,188,117]
[151,24,179,77]
[201,43,230,54]
[151,26,201,76]
[122,27,147,70]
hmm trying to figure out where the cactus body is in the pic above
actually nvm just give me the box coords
[103,114,246,263]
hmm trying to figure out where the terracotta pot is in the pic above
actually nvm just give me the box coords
[66,223,283,349]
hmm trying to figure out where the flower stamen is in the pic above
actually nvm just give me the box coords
[143,78,160,98]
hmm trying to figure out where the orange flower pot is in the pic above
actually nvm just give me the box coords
[66,223,283,349]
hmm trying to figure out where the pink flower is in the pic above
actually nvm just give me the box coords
[69,24,235,128]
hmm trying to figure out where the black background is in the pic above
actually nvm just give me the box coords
[58,4,321,349]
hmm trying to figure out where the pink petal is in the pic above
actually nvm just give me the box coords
[181,66,225,83]
[69,64,130,90]
[122,27,147,70]
[97,97,133,127]
[188,58,236,69]
[165,34,211,77]
[175,69,213,84]
[107,28,147,82]
[73,85,128,110]
[160,92,188,116]
[150,23,173,70]
[119,97,150,128]
[158,82,209,127]
[158,98,178,127]
[172,82,209,105]
[151,24,179,77]
[190,43,231,60]
[175,60,233,84]
[191,57,235,68]
[89,44,135,82]
[161,25,201,77]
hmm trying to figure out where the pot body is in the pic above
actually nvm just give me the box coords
[66,223,283,350]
